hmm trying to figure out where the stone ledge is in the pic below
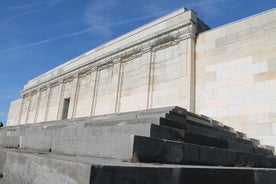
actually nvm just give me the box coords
[1,148,276,184]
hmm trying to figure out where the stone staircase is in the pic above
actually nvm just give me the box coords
[0,106,276,184]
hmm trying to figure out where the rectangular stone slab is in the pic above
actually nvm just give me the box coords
[159,117,261,154]
[133,135,276,168]
[150,124,228,149]
[90,166,276,184]
[1,148,276,184]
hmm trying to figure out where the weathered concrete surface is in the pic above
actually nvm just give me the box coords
[196,8,276,148]
[0,148,91,184]
[133,135,276,168]
[150,124,229,149]
[90,165,276,184]
[1,107,275,161]
[0,150,6,177]
[1,107,276,183]
[1,107,171,159]
[1,148,276,184]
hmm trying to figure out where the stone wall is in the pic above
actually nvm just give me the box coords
[6,99,22,126]
[195,9,276,147]
[7,8,206,126]
[8,7,275,148]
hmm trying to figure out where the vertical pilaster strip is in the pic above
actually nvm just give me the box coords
[115,61,123,113]
[25,93,33,124]
[70,74,80,119]
[44,85,52,122]
[147,49,155,109]
[188,24,197,113]
[34,89,42,123]
[189,38,196,113]
[18,96,26,125]
[91,69,99,116]
[57,81,65,120]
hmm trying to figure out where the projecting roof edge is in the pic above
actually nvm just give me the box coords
[21,8,202,94]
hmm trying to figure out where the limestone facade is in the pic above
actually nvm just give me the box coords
[6,8,276,147]
[7,8,207,125]
[196,9,276,147]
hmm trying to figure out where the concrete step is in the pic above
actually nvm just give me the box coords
[0,107,274,158]
[0,148,93,184]
[90,165,276,184]
[0,122,260,160]
[1,106,276,183]
[169,108,271,153]
[133,135,276,168]
[166,113,239,140]
[0,106,172,151]
[2,128,275,168]
[159,116,274,156]
[150,124,229,149]
[169,108,260,143]
[0,113,274,160]
[1,148,276,184]
[15,122,230,160]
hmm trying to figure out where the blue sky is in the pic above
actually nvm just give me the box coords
[0,0,275,124]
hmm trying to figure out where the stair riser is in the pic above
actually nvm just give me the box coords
[133,136,276,168]
[2,149,276,184]
[159,117,265,155]
[150,124,228,149]
[90,166,276,184]
[166,113,237,138]
[1,124,152,159]
[1,152,91,184]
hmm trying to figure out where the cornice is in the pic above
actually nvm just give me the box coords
[20,22,196,96]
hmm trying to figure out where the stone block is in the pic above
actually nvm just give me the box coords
[164,113,237,138]
[2,151,91,184]
[52,134,134,159]
[254,170,276,184]
[133,135,276,168]
[89,165,276,184]
[0,150,6,176]
[150,124,228,149]
[0,136,19,149]
[159,116,261,153]
[20,135,52,152]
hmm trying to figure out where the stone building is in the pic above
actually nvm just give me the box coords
[6,8,276,147]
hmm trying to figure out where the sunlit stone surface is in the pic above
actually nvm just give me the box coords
[7,8,276,147]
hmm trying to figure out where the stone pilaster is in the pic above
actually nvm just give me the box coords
[69,74,80,119]
[147,50,155,109]
[44,84,52,122]
[34,89,43,123]
[91,69,100,116]
[115,60,123,113]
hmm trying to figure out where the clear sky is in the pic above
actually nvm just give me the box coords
[0,0,275,124]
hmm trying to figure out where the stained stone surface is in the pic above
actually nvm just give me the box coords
[1,107,276,184]
[7,8,204,126]
[6,7,276,149]
[196,8,276,147]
